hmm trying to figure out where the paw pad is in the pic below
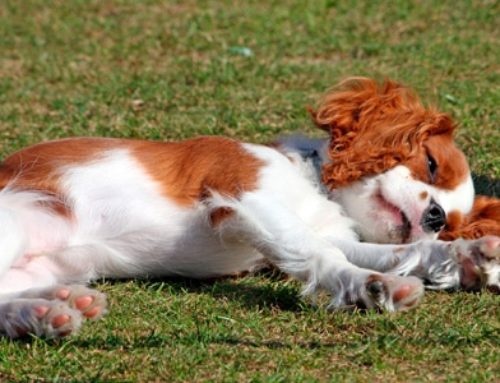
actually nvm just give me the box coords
[364,274,424,311]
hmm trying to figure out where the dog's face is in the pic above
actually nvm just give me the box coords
[312,78,475,243]
[332,162,474,244]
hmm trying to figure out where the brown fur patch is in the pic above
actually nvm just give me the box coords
[419,191,429,200]
[209,207,235,226]
[310,77,468,190]
[404,134,469,189]
[440,196,500,240]
[131,136,264,209]
[0,137,264,225]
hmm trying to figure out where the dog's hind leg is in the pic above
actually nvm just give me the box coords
[0,208,29,276]
[0,285,107,339]
[0,246,108,339]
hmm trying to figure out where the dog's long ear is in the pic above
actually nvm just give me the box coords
[309,77,419,133]
[309,77,455,189]
[439,196,500,240]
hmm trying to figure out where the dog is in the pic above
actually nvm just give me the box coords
[0,77,498,339]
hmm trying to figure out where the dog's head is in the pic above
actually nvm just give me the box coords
[310,77,474,243]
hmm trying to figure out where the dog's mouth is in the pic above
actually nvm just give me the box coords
[374,190,412,243]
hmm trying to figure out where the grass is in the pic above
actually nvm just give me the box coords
[0,0,498,381]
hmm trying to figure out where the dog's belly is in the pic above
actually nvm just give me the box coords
[145,231,266,279]
[69,202,266,279]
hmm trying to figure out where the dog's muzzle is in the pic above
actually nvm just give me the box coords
[421,200,446,233]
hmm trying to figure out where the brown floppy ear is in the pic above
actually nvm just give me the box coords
[309,77,455,189]
[439,196,500,240]
[309,77,419,134]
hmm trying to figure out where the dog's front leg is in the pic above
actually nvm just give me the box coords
[330,237,500,292]
[397,236,500,292]
[214,194,424,311]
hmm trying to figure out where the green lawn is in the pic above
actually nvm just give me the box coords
[0,0,498,381]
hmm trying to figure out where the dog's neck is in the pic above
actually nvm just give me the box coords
[275,135,330,193]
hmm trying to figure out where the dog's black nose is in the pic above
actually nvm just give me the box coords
[421,201,446,233]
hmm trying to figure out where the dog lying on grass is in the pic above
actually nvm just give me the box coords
[0,77,498,338]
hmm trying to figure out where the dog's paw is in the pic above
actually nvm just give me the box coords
[329,273,424,312]
[0,285,108,339]
[18,285,107,320]
[363,274,424,311]
[0,299,83,339]
[452,236,500,293]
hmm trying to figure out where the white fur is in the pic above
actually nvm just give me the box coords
[0,189,71,274]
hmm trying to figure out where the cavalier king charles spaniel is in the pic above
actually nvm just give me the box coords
[0,77,498,338]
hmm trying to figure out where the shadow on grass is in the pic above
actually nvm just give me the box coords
[106,268,305,312]
[69,321,487,351]
[72,332,338,351]
[473,173,499,197]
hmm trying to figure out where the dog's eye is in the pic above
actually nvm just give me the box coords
[427,153,438,183]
